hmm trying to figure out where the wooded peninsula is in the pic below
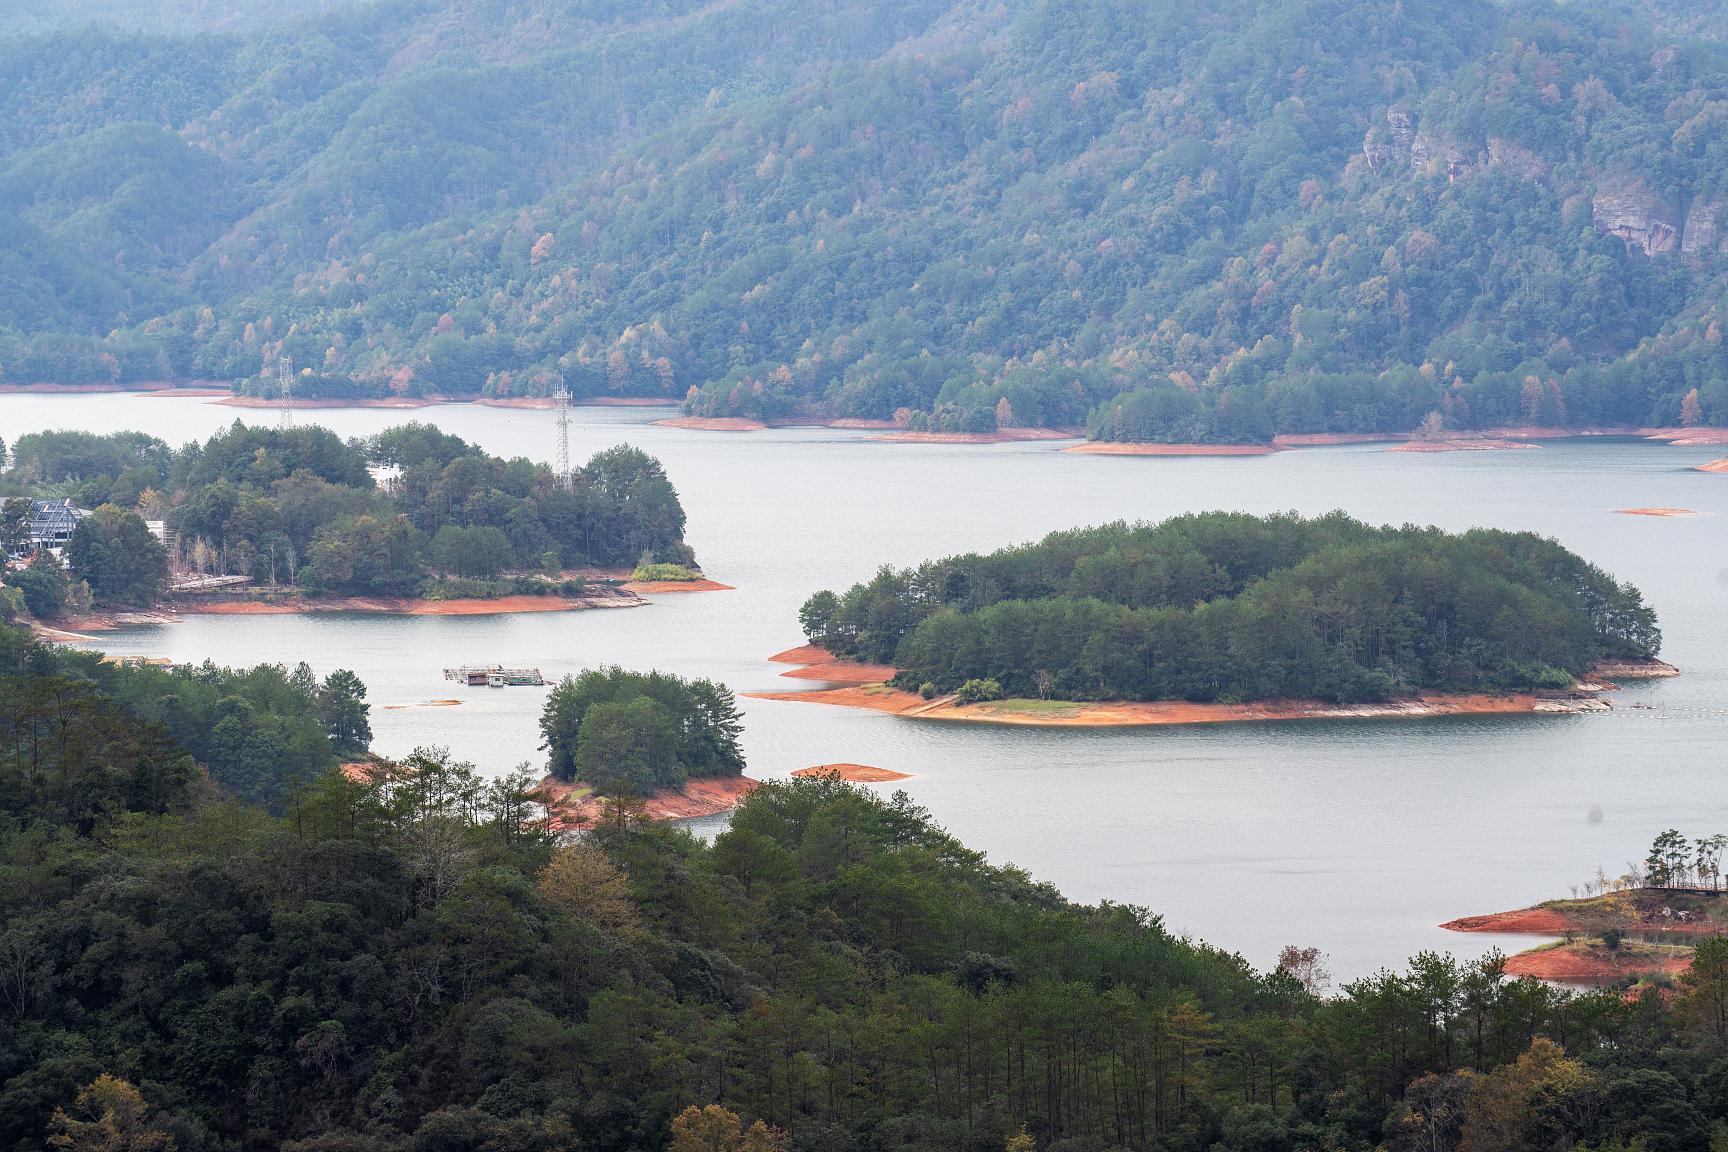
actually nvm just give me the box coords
[0,424,697,621]
[799,512,1663,706]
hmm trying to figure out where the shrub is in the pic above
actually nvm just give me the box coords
[631,562,700,582]
[954,678,1003,705]
[918,681,938,700]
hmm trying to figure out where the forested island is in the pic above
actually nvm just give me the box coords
[795,512,1663,711]
[5,1,1728,444]
[533,666,755,823]
[0,424,697,621]
[8,618,1728,1151]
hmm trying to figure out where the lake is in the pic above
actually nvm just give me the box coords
[5,392,1726,983]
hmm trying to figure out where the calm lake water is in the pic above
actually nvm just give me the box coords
[5,393,1727,982]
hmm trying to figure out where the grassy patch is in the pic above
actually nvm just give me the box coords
[630,562,701,582]
[983,698,1084,716]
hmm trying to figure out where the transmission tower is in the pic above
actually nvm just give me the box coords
[277,354,295,429]
[553,386,572,487]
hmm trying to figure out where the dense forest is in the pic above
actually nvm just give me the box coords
[7,1,1728,440]
[6,619,1728,1152]
[799,511,1661,702]
[0,623,365,810]
[0,424,693,608]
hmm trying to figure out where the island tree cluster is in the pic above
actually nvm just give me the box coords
[539,665,745,794]
[0,424,694,608]
[801,512,1661,702]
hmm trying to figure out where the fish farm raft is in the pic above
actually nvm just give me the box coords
[444,666,548,687]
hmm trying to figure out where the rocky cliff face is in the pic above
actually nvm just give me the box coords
[1363,107,1416,171]
[1594,184,1679,255]
[1683,201,1722,257]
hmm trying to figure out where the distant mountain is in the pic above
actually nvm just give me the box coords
[3,0,1728,441]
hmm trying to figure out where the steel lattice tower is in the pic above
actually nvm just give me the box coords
[554,386,572,486]
[277,354,295,429]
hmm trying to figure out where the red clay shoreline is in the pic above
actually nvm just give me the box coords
[791,763,912,782]
[750,646,1644,728]
[533,774,758,826]
[1442,889,1726,984]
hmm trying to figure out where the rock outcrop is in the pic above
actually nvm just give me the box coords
[1683,201,1722,257]
[1364,107,1417,172]
[1594,183,1679,255]
[1486,138,1547,182]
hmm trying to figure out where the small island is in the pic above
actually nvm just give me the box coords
[534,665,755,826]
[1445,829,1728,987]
[1,423,716,632]
[763,511,1669,727]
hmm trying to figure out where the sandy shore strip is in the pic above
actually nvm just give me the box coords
[177,592,643,617]
[1064,441,1276,456]
[767,644,898,683]
[752,645,1632,727]
[791,763,913,782]
[1389,438,1540,453]
[870,428,1078,445]
[746,684,1598,727]
[1700,459,1728,473]
[1615,507,1698,517]
[621,579,735,593]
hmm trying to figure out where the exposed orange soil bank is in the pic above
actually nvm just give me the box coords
[621,579,735,593]
[792,763,912,782]
[767,644,899,683]
[181,593,639,617]
[768,644,834,664]
[754,646,1623,727]
[1389,438,1540,453]
[779,660,898,683]
[1063,441,1276,456]
[746,683,1577,727]
[535,775,758,826]
[1505,943,1691,984]
[1615,507,1698,517]
[870,428,1078,444]
[1700,459,1728,473]
[1442,908,1578,934]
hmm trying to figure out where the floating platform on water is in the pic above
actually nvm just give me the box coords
[444,665,547,687]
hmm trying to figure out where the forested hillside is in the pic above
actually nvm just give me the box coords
[9,620,1728,1152]
[8,0,1728,440]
